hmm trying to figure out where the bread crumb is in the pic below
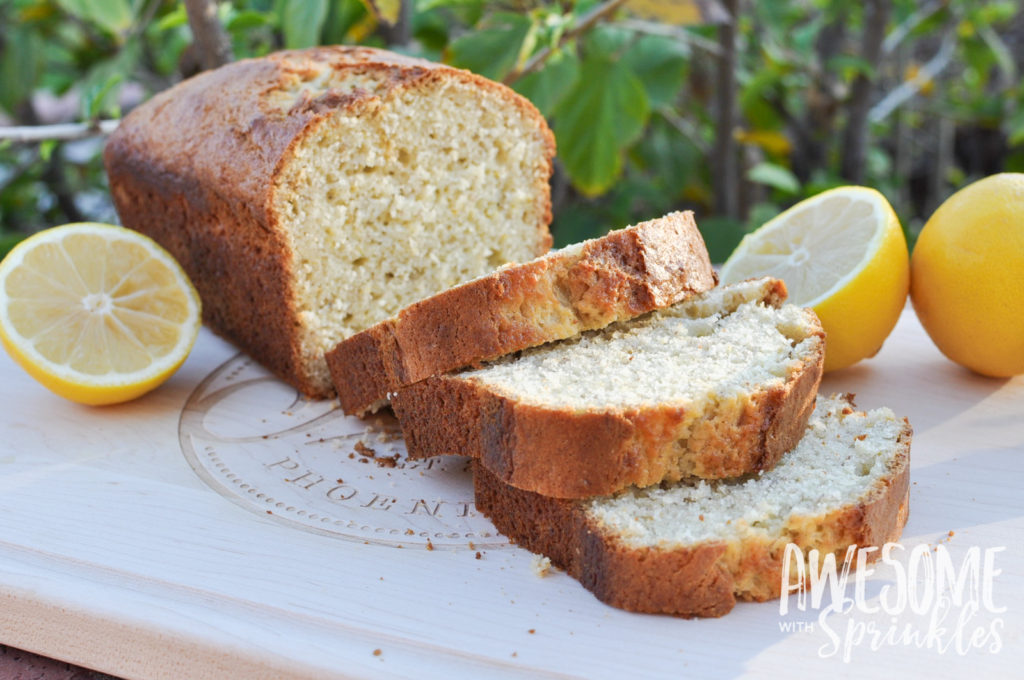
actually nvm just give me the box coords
[475,551,482,560]
[426,539,434,551]
[531,555,552,577]
[376,454,399,468]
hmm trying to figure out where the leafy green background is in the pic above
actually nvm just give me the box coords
[2,0,1023,262]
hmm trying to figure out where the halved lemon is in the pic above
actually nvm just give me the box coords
[0,222,201,405]
[720,187,909,372]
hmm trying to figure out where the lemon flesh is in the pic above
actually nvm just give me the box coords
[0,223,201,405]
[720,187,909,372]
[910,173,1024,377]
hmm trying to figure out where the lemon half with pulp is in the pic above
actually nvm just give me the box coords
[0,222,201,405]
[720,187,910,372]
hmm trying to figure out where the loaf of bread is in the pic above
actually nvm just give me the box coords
[474,394,912,617]
[104,46,555,398]
[393,278,825,498]
[326,211,716,415]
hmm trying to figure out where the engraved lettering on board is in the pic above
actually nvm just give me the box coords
[178,354,507,549]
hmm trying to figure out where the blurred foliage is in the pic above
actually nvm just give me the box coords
[1,0,1023,261]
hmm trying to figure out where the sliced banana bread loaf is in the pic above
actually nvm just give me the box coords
[474,394,912,617]
[326,211,716,415]
[104,46,555,398]
[393,278,825,498]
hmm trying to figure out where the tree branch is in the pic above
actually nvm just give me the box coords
[0,120,120,143]
[658,106,711,155]
[711,0,739,219]
[840,0,891,184]
[379,0,413,46]
[183,0,233,71]
[42,145,85,224]
[502,0,627,85]
[869,30,955,124]
[881,0,944,55]
[618,18,723,57]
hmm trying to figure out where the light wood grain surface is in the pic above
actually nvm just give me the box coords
[0,307,1021,679]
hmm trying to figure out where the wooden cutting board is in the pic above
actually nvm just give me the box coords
[0,307,1021,679]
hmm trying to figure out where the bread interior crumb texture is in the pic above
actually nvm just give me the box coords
[272,69,551,389]
[467,279,820,409]
[588,395,904,547]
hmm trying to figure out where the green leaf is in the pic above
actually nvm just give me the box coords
[419,0,486,11]
[866,147,891,179]
[56,0,133,36]
[739,66,784,130]
[554,56,650,196]
[82,73,124,120]
[322,0,371,45]
[0,27,42,115]
[977,23,1017,84]
[790,15,823,54]
[620,35,689,108]
[282,0,328,49]
[154,4,188,32]
[0,232,27,262]
[746,202,782,233]
[551,200,615,248]
[512,49,580,117]
[747,162,800,194]
[697,215,748,264]
[826,55,875,81]
[39,139,58,163]
[1005,148,1024,173]
[447,12,531,81]
[90,0,133,35]
[582,23,633,57]
[633,115,701,197]
[411,6,452,55]
[78,41,139,121]
[1008,109,1024,147]
[227,11,272,32]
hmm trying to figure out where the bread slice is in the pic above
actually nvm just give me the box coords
[474,394,912,617]
[104,46,555,398]
[392,278,825,498]
[326,211,716,415]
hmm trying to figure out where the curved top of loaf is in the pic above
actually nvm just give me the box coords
[104,46,555,234]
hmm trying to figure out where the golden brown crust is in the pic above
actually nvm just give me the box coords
[327,212,716,414]
[472,412,912,618]
[104,46,554,398]
[392,287,824,498]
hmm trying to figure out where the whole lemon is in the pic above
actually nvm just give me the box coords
[910,173,1024,377]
